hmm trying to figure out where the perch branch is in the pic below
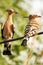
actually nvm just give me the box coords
[0,32,43,44]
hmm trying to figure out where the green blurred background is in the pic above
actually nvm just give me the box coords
[0,0,43,65]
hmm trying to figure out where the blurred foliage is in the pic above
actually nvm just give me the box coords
[0,0,43,65]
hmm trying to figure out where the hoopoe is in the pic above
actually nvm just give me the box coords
[21,15,41,46]
[1,9,18,55]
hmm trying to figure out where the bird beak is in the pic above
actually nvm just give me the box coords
[14,10,18,14]
[23,16,29,18]
[36,15,41,18]
[6,10,9,12]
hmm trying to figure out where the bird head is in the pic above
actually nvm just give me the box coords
[24,15,41,20]
[6,9,18,15]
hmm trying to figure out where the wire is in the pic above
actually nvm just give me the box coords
[0,32,43,44]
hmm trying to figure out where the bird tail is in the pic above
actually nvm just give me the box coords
[21,38,27,46]
[3,42,11,55]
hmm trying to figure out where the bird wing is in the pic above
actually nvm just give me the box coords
[1,23,5,39]
[24,24,31,36]
[24,23,38,37]
[10,24,15,38]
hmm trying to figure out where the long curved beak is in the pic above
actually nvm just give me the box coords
[6,10,9,12]
[37,16,41,18]
[23,16,29,18]
[14,10,18,14]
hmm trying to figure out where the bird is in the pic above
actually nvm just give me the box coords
[21,14,41,46]
[1,9,18,55]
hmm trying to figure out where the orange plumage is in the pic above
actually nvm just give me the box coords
[1,9,18,55]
